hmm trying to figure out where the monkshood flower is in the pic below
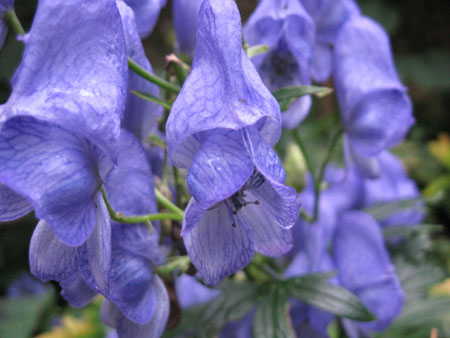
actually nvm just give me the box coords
[0,0,127,245]
[334,16,415,178]
[363,151,424,228]
[334,211,404,337]
[123,0,166,38]
[300,0,360,82]
[244,0,315,128]
[0,0,14,50]
[118,0,162,141]
[30,131,169,337]
[166,0,301,286]
[172,0,202,56]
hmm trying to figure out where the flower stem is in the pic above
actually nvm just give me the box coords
[128,57,181,95]
[101,187,184,232]
[4,9,25,36]
[155,188,185,218]
[312,126,344,220]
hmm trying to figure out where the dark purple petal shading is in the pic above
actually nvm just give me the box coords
[29,220,80,282]
[166,0,281,168]
[1,0,127,159]
[60,274,97,308]
[0,116,99,246]
[183,202,255,286]
[124,0,166,38]
[334,16,414,156]
[175,274,220,308]
[117,1,162,141]
[0,184,32,221]
[187,129,253,204]
[334,211,404,332]
[173,0,202,55]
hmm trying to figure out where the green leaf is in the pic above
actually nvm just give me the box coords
[253,284,295,338]
[364,197,424,220]
[272,86,333,112]
[382,224,443,239]
[0,288,55,338]
[163,281,257,338]
[286,276,375,321]
[247,44,269,59]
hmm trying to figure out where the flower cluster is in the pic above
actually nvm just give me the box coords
[0,0,422,337]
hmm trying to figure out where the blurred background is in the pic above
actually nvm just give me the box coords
[0,0,449,337]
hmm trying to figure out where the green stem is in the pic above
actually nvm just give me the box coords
[4,9,25,36]
[173,167,186,206]
[155,255,191,275]
[101,187,183,231]
[128,57,181,95]
[312,126,344,220]
[155,188,184,218]
[251,262,283,281]
[132,90,172,110]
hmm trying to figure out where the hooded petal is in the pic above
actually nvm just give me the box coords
[334,16,414,156]
[115,275,170,337]
[124,0,166,38]
[166,0,281,168]
[333,211,404,331]
[173,0,202,55]
[0,184,32,221]
[175,274,220,308]
[60,273,97,308]
[343,135,381,179]
[0,116,99,246]
[310,41,332,83]
[187,129,253,204]
[1,0,127,159]
[183,201,255,286]
[29,220,79,282]
[117,1,162,140]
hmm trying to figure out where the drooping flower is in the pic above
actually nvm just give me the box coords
[29,131,169,337]
[300,0,360,82]
[172,0,203,56]
[166,0,301,286]
[363,151,424,228]
[0,0,14,50]
[123,0,167,38]
[334,211,404,336]
[244,0,315,128]
[334,16,415,177]
[0,0,128,246]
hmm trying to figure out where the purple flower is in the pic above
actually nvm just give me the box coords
[334,211,404,336]
[123,0,167,38]
[0,0,127,245]
[300,0,360,82]
[29,131,169,337]
[172,0,202,56]
[0,0,14,50]
[363,151,424,228]
[166,0,301,286]
[334,16,414,177]
[244,0,315,128]
[118,0,162,141]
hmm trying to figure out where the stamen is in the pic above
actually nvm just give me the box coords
[224,200,238,228]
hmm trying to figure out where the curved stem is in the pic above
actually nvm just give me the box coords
[312,126,344,220]
[128,57,181,94]
[4,9,25,36]
[155,188,185,218]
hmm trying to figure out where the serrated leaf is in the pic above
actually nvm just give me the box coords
[272,86,333,112]
[253,284,295,338]
[163,281,257,338]
[287,277,375,322]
